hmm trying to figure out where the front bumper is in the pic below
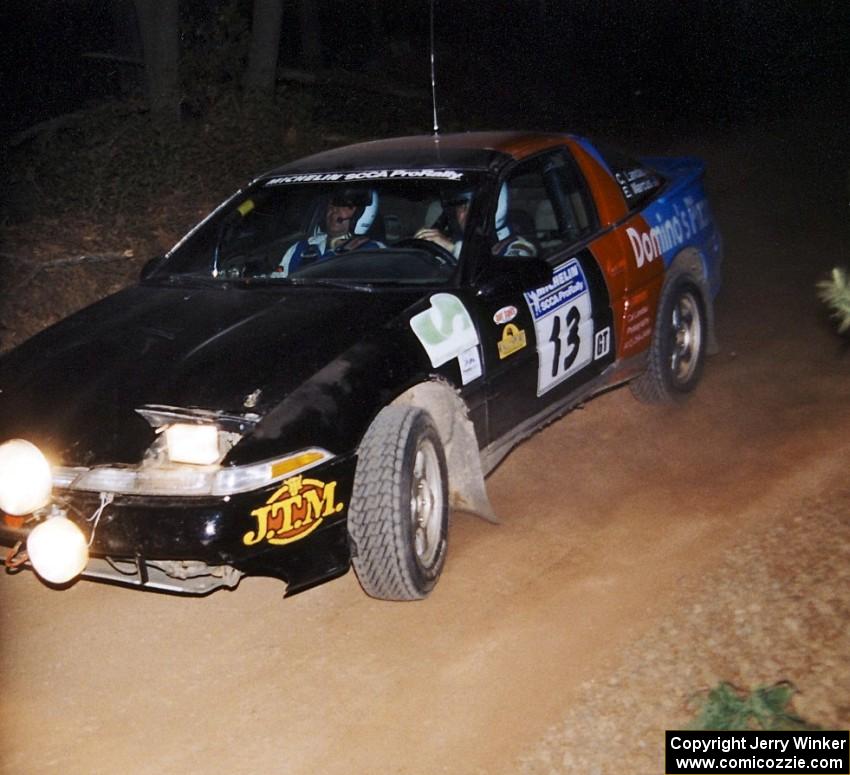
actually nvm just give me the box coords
[1,454,356,595]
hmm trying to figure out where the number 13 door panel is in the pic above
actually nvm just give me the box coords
[485,247,615,442]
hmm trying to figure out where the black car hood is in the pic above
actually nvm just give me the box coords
[0,281,426,466]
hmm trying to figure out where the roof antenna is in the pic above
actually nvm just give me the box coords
[429,0,440,136]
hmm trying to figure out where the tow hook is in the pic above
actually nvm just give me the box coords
[4,540,28,569]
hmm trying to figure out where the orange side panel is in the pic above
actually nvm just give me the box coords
[614,212,666,359]
[589,210,667,360]
[588,228,627,303]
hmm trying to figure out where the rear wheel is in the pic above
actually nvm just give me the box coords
[630,276,706,403]
[348,405,448,600]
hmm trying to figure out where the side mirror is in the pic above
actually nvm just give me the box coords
[474,255,553,298]
[140,255,166,281]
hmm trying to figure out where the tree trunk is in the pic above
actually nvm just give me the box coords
[368,0,382,65]
[110,0,144,96]
[244,0,285,100]
[133,0,180,124]
[299,0,322,71]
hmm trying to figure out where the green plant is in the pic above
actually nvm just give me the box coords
[818,267,850,333]
[688,682,819,731]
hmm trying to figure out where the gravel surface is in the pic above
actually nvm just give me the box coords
[2,112,848,775]
[515,453,850,774]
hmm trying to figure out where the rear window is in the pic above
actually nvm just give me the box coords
[595,144,665,210]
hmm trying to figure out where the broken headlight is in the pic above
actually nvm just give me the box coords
[48,406,334,498]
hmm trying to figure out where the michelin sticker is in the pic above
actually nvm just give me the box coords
[265,168,464,186]
[524,259,594,396]
[410,294,481,385]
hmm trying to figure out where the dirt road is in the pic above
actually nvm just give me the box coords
[2,115,849,774]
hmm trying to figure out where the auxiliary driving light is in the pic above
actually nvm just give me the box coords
[26,516,89,585]
[0,439,53,515]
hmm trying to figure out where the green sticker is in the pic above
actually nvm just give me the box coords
[410,294,479,368]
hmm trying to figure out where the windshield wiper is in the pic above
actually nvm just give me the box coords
[287,277,375,293]
[160,274,376,292]
[156,273,225,288]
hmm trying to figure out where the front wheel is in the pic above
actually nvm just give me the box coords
[630,277,707,403]
[348,405,448,600]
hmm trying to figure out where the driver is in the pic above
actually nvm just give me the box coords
[414,184,536,259]
[274,188,383,276]
[414,190,471,259]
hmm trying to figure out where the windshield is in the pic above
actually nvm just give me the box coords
[155,171,485,287]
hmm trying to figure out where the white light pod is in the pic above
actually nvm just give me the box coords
[26,516,89,585]
[0,439,53,515]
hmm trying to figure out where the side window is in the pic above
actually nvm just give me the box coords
[542,151,598,247]
[499,151,598,259]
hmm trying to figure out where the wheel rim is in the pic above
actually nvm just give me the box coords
[669,290,702,385]
[410,438,444,567]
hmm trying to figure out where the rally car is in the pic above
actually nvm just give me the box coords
[0,131,722,600]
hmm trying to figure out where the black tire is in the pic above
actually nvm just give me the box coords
[630,276,707,404]
[348,405,449,600]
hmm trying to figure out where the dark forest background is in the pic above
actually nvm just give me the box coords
[4,0,848,137]
[0,0,848,352]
